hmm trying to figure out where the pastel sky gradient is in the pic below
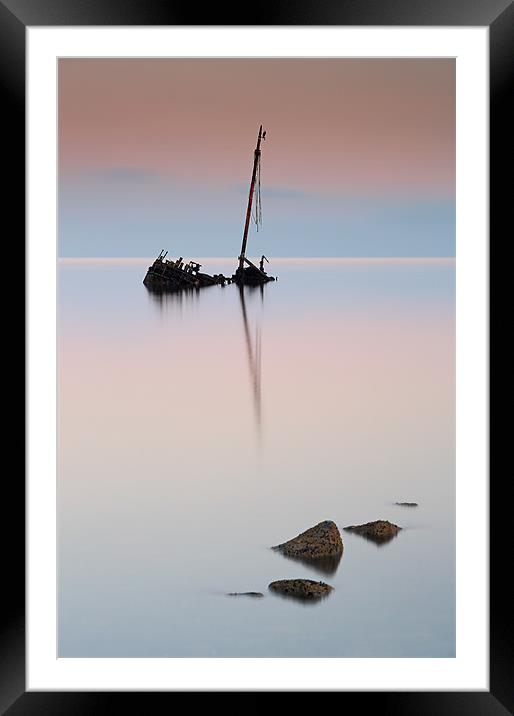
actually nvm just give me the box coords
[58,59,455,257]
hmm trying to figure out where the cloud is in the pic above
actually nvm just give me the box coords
[88,166,163,184]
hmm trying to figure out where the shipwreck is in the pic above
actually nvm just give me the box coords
[143,125,275,291]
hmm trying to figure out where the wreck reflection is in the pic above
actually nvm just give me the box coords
[144,283,205,313]
[144,280,266,441]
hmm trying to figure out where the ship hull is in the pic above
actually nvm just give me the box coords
[143,263,228,292]
[232,265,275,286]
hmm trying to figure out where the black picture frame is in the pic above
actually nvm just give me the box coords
[4,0,510,711]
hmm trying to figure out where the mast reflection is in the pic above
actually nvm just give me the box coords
[238,284,264,438]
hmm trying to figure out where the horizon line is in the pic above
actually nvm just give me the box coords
[58,256,456,263]
[58,255,456,260]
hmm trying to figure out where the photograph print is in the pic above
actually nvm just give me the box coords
[58,58,455,658]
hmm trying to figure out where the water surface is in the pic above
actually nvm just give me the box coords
[58,258,455,657]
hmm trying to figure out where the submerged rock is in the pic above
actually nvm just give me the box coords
[268,579,333,601]
[226,592,264,598]
[272,520,343,563]
[395,502,418,507]
[343,519,401,544]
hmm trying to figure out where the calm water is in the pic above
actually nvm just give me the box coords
[58,258,455,657]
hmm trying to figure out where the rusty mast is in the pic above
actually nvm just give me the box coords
[238,125,265,275]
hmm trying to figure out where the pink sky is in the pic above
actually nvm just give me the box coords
[59,58,455,196]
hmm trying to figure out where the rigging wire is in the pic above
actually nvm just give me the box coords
[253,154,262,231]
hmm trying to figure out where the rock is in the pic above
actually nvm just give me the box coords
[272,520,343,559]
[343,519,401,544]
[272,521,343,574]
[395,502,418,507]
[268,579,333,601]
[226,592,264,598]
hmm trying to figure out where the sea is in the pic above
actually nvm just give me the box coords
[58,257,455,657]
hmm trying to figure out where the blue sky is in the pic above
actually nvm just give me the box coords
[59,171,455,257]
